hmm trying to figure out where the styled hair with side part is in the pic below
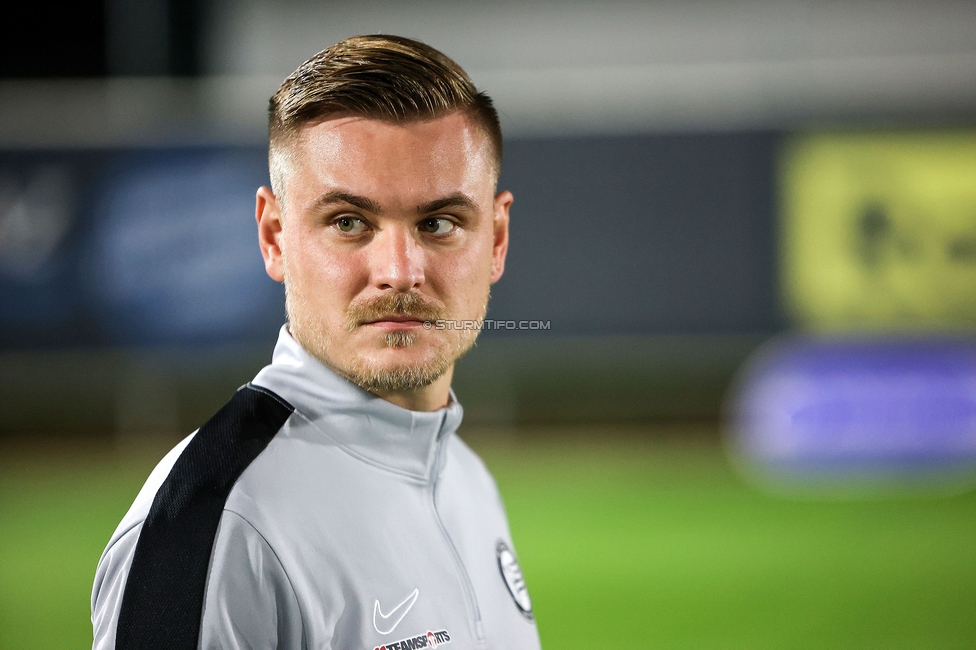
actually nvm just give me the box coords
[268,35,503,200]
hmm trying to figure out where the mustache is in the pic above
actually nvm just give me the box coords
[346,292,444,328]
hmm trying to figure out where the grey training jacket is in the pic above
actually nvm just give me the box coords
[92,326,542,650]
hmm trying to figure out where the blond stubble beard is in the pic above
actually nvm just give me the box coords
[283,265,485,394]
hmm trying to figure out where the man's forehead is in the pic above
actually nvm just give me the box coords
[281,112,497,205]
[297,112,489,163]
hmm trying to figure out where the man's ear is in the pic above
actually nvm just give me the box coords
[256,186,285,282]
[490,190,513,284]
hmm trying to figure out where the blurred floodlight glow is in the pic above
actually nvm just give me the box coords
[726,337,976,496]
[781,131,976,331]
[0,165,74,279]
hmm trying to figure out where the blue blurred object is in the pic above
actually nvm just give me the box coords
[0,159,88,344]
[726,336,976,493]
[83,149,283,345]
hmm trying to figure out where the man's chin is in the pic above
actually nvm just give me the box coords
[292,322,477,394]
[360,344,445,370]
[343,352,452,393]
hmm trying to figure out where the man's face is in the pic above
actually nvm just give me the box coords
[257,112,511,399]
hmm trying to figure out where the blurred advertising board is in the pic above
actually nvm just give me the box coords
[0,148,284,349]
[730,132,976,494]
[726,337,976,496]
[781,131,976,331]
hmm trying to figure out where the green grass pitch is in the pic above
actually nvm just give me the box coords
[2,430,975,649]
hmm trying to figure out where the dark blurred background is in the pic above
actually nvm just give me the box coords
[2,2,976,648]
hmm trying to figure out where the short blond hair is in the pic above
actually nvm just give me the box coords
[268,35,502,198]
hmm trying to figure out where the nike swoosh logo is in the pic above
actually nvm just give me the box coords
[373,588,419,635]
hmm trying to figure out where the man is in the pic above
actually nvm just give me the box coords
[92,35,541,650]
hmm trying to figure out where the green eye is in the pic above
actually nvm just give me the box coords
[420,217,455,235]
[336,216,365,233]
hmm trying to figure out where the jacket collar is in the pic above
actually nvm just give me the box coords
[251,326,463,482]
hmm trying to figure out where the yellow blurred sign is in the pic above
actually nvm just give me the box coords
[781,131,976,330]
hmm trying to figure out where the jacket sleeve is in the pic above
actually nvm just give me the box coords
[92,523,141,650]
[199,509,305,649]
[91,511,305,650]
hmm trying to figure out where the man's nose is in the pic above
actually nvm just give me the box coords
[369,226,425,291]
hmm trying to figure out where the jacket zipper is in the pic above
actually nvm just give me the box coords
[429,457,486,643]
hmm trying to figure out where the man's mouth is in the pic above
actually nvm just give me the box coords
[346,292,443,332]
[361,314,429,330]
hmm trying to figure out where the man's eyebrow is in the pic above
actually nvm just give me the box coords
[417,193,479,215]
[313,190,381,214]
